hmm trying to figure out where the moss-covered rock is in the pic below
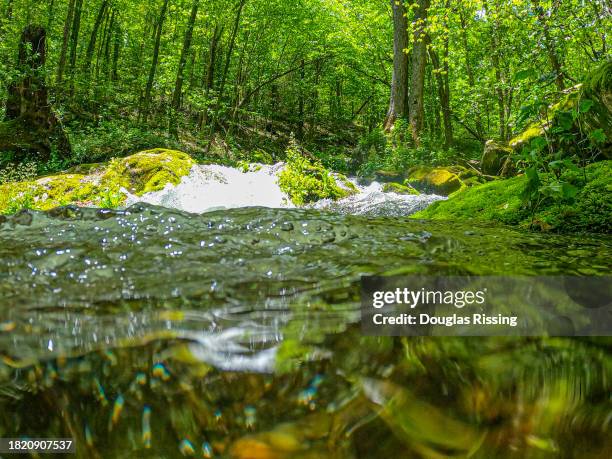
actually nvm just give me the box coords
[412,161,611,233]
[374,169,405,183]
[102,148,194,195]
[278,146,357,205]
[382,182,420,195]
[406,166,464,196]
[0,148,195,214]
[481,140,512,175]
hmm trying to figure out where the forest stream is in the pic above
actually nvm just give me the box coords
[0,164,610,458]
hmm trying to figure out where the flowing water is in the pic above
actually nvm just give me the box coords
[0,165,610,458]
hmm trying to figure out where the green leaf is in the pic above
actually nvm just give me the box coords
[589,129,607,143]
[514,69,534,81]
[556,111,574,131]
[561,182,579,199]
[579,99,594,113]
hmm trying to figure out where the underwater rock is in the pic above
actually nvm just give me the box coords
[0,149,195,214]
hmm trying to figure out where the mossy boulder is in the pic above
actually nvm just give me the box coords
[101,148,194,195]
[0,148,195,214]
[406,166,464,196]
[374,169,405,183]
[278,145,357,205]
[412,161,611,233]
[481,140,512,175]
[382,182,420,195]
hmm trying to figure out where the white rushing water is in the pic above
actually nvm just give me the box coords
[124,163,446,216]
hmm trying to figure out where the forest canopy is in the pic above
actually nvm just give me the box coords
[0,0,609,172]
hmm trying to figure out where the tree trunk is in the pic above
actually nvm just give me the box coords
[429,45,453,148]
[69,0,84,78]
[408,0,430,146]
[84,0,110,73]
[208,0,246,141]
[483,0,507,140]
[199,23,221,130]
[297,58,305,139]
[141,0,170,121]
[532,0,565,91]
[1,26,71,160]
[57,0,76,84]
[383,0,409,132]
[170,0,199,138]
[459,9,484,141]
[112,22,121,81]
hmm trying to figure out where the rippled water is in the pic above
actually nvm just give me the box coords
[0,201,611,458]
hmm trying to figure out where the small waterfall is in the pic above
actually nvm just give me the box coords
[124,163,446,216]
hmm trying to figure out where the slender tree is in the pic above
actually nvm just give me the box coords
[170,0,200,137]
[383,0,409,132]
[408,0,430,146]
[141,0,170,121]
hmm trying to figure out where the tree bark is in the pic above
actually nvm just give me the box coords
[429,45,453,148]
[68,0,84,77]
[141,0,170,121]
[1,26,71,160]
[383,0,409,132]
[84,0,110,73]
[408,0,430,146]
[459,9,484,141]
[483,0,507,140]
[199,23,222,130]
[112,23,121,81]
[57,0,76,84]
[532,0,565,91]
[171,0,200,135]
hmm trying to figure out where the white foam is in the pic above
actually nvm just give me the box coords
[124,163,294,213]
[125,162,446,216]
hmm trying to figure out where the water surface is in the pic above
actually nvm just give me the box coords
[0,200,610,458]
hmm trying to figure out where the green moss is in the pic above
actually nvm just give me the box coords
[382,182,420,195]
[102,148,194,195]
[278,146,356,205]
[509,125,544,150]
[413,161,611,233]
[406,166,464,196]
[0,149,195,214]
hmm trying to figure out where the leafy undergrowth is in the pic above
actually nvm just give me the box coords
[278,141,357,205]
[413,161,611,233]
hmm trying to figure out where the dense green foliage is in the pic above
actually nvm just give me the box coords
[278,139,356,205]
[0,0,610,231]
[413,160,611,233]
[0,0,609,165]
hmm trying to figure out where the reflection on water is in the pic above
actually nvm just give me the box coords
[0,204,610,458]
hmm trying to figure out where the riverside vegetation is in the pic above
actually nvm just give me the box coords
[0,1,611,458]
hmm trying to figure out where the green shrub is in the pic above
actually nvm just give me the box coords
[278,139,355,205]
